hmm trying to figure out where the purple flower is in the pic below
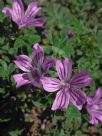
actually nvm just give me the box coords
[41,58,92,111]
[13,43,55,88]
[86,88,102,125]
[2,0,45,29]
[67,31,74,38]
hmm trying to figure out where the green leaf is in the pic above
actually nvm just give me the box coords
[8,129,24,136]
[32,100,45,108]
[8,63,15,74]
[65,104,81,128]
[14,39,27,53]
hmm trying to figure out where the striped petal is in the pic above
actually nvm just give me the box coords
[12,0,24,23]
[41,77,61,92]
[14,55,32,72]
[51,89,69,110]
[89,111,102,124]
[70,70,92,88]
[2,7,12,17]
[13,73,30,88]
[70,89,86,110]
[95,88,102,100]
[25,0,42,19]
[25,17,45,28]
[56,58,72,82]
[32,43,44,67]
[42,57,55,73]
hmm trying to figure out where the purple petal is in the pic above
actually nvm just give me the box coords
[13,73,30,88]
[67,31,74,38]
[12,0,24,23]
[25,17,45,27]
[89,111,102,124]
[51,89,70,110]
[30,77,42,88]
[90,115,98,125]
[87,88,102,105]
[86,96,93,105]
[2,7,12,17]
[41,77,61,92]
[70,70,92,88]
[95,88,102,99]
[42,57,55,73]
[32,43,44,67]
[70,89,86,110]
[14,55,32,72]
[87,106,102,124]
[86,88,102,124]
[94,111,102,121]
[56,58,72,82]
[97,102,102,108]
[25,1,42,19]
[64,58,72,81]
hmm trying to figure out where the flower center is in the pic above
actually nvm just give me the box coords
[61,81,70,89]
[19,19,26,28]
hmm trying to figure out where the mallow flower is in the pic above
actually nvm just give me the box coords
[41,58,92,111]
[2,0,45,28]
[67,31,74,38]
[13,43,55,88]
[86,88,102,125]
